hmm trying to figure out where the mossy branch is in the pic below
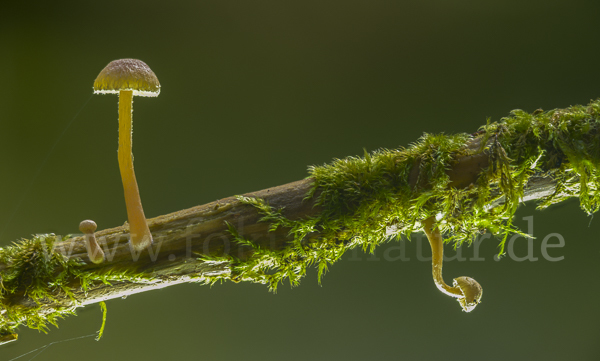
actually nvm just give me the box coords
[1,99,599,342]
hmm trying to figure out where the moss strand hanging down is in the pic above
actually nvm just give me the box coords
[1,99,599,341]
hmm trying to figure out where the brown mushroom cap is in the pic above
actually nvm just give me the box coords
[79,219,97,234]
[93,59,160,97]
[453,276,483,312]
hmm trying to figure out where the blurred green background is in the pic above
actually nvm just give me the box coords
[1,1,600,360]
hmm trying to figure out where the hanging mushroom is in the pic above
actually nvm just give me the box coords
[93,59,160,251]
[422,216,483,312]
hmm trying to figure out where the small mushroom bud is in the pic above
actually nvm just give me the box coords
[79,220,104,264]
[422,216,483,312]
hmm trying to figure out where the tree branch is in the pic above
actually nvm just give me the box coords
[2,99,599,343]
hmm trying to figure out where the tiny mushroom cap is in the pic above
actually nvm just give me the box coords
[79,219,98,234]
[453,276,483,313]
[93,59,160,97]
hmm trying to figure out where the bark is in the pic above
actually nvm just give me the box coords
[36,136,558,310]
[0,133,566,342]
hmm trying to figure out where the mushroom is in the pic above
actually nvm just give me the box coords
[79,220,104,264]
[93,59,160,250]
[422,216,483,312]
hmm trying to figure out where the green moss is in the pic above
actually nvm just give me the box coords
[96,301,107,341]
[218,206,344,291]
[230,99,600,287]
[0,234,147,337]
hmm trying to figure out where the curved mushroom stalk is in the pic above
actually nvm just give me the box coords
[117,89,153,250]
[422,217,483,312]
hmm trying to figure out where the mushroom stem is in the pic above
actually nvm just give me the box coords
[423,216,462,298]
[422,216,483,312]
[118,90,153,250]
